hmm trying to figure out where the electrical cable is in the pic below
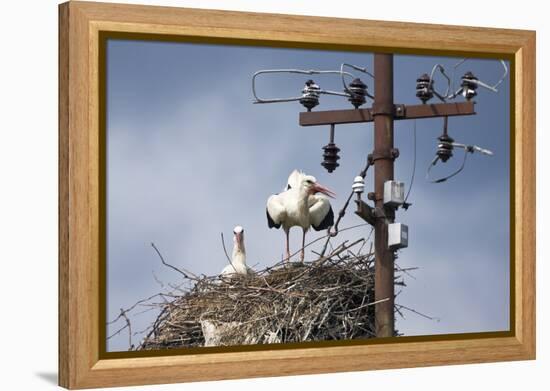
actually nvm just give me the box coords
[340,63,375,100]
[450,59,508,93]
[252,64,375,105]
[329,158,372,235]
[425,58,508,102]
[252,69,356,103]
[428,64,453,102]
[318,157,373,257]
[402,119,416,208]
[426,147,470,183]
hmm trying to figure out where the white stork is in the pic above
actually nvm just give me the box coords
[220,226,254,277]
[266,170,335,262]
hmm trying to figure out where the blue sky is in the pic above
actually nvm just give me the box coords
[106,39,510,352]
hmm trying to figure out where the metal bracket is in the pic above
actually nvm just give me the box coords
[356,200,395,226]
[371,102,394,116]
[369,148,400,162]
[394,104,406,118]
[355,200,376,226]
[367,192,380,202]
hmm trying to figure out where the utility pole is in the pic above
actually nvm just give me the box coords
[372,53,395,337]
[298,53,477,338]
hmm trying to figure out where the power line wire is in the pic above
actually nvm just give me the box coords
[403,119,416,208]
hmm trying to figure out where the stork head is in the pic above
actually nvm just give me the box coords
[285,169,302,191]
[233,226,245,252]
[301,174,336,198]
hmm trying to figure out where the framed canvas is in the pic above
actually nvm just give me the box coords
[58,1,536,389]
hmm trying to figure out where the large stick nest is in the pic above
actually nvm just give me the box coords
[137,239,395,350]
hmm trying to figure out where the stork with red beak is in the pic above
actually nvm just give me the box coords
[266,170,335,262]
[221,226,253,277]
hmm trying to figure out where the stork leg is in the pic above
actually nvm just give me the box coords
[300,229,306,262]
[284,228,291,262]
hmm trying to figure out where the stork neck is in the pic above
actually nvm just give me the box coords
[296,186,311,202]
[232,246,246,265]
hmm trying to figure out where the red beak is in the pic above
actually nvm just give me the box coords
[235,232,244,249]
[312,183,336,198]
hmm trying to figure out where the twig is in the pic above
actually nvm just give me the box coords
[314,238,364,265]
[395,305,405,319]
[220,233,231,263]
[107,323,129,341]
[221,232,237,273]
[151,270,165,288]
[395,304,440,321]
[108,292,167,325]
[119,308,133,350]
[277,223,370,266]
[333,297,389,314]
[151,242,198,280]
[394,264,418,280]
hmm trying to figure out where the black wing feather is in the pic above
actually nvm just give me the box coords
[312,206,334,231]
[266,207,281,229]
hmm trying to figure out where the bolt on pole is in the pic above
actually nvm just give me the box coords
[373,53,395,338]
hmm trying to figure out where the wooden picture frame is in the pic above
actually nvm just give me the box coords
[58,1,536,388]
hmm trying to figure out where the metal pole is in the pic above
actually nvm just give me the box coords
[373,53,395,338]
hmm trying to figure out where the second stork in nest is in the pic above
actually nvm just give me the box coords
[221,226,254,278]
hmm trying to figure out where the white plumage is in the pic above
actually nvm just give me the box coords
[220,226,254,277]
[287,170,333,229]
[266,170,335,262]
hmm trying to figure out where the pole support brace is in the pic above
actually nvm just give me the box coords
[371,102,395,116]
[368,148,400,163]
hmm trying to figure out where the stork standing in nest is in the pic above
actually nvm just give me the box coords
[221,226,254,277]
[266,170,335,262]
